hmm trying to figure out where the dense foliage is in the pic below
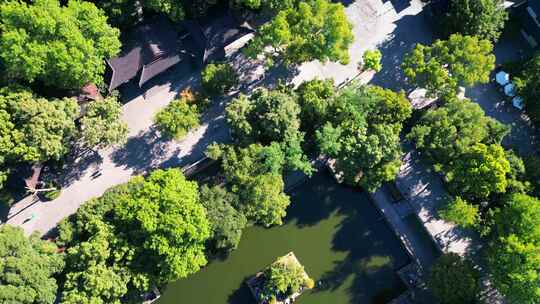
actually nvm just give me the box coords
[58,169,210,303]
[0,88,78,190]
[91,0,140,28]
[154,97,200,140]
[296,78,336,134]
[440,196,479,228]
[0,0,121,89]
[514,54,540,127]
[446,143,510,201]
[0,226,64,304]
[207,143,290,227]
[80,97,128,149]
[201,63,239,96]
[260,258,312,302]
[245,0,353,66]
[487,193,540,303]
[441,0,508,42]
[408,97,509,169]
[200,185,247,252]
[362,49,382,72]
[402,34,495,98]
[316,84,412,192]
[226,87,312,174]
[428,253,480,304]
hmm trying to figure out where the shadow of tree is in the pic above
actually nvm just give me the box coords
[285,172,411,303]
[227,277,256,304]
[370,12,434,92]
[382,0,412,13]
[57,149,104,187]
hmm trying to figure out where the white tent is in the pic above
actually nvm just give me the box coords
[496,71,510,86]
[504,83,516,97]
[512,97,524,110]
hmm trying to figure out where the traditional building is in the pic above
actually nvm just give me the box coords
[105,13,255,92]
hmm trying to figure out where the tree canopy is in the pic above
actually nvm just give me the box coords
[206,143,291,227]
[402,34,495,97]
[441,0,508,42]
[408,97,509,169]
[446,143,510,200]
[79,97,128,150]
[201,63,239,96]
[0,0,121,89]
[58,169,210,303]
[316,84,412,192]
[0,226,64,304]
[440,196,479,228]
[296,78,336,134]
[200,185,247,252]
[154,97,200,140]
[487,193,540,303]
[428,253,480,304]
[226,88,312,174]
[0,88,78,189]
[260,257,312,302]
[514,54,540,127]
[245,0,353,66]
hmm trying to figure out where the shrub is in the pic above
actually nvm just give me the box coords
[362,49,382,72]
[43,189,61,201]
[428,253,480,304]
[154,98,199,139]
[440,196,479,228]
[201,63,238,96]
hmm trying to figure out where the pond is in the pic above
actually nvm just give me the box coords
[158,172,410,304]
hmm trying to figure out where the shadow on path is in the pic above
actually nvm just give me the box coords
[370,12,434,92]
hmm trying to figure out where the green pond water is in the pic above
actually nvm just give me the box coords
[158,173,410,304]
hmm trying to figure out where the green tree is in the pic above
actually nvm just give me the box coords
[113,169,210,282]
[58,169,211,302]
[144,0,185,22]
[440,196,479,228]
[226,88,312,174]
[245,0,353,66]
[79,97,128,150]
[261,258,311,301]
[487,193,540,303]
[91,0,141,29]
[316,84,411,192]
[428,253,480,304]
[525,155,540,196]
[446,143,510,200]
[296,78,336,134]
[0,225,64,304]
[207,143,291,226]
[402,34,495,97]
[233,0,293,11]
[408,97,509,168]
[0,89,78,166]
[201,63,239,96]
[494,193,540,241]
[514,54,540,127]
[200,185,247,252]
[0,0,121,89]
[488,235,540,304]
[442,0,508,42]
[154,98,199,140]
[362,49,382,72]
